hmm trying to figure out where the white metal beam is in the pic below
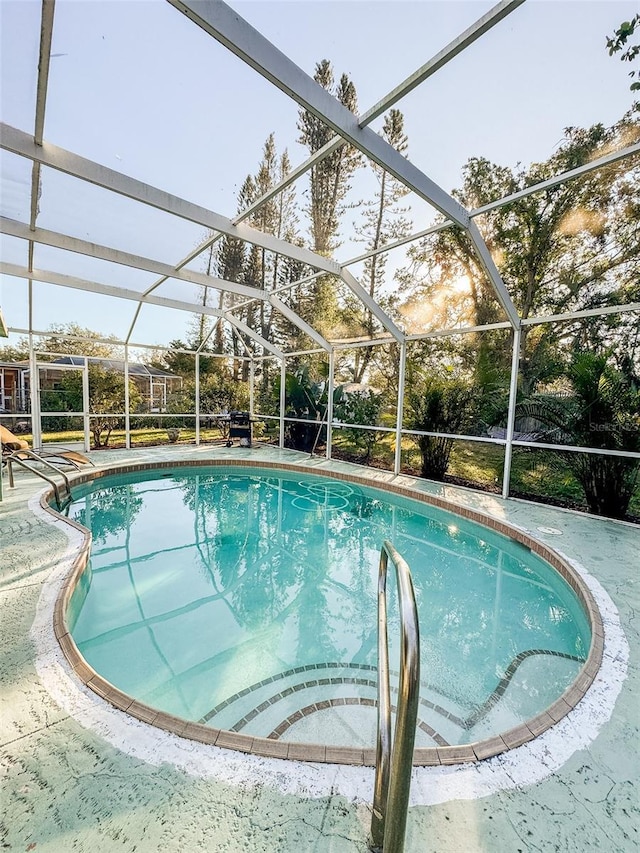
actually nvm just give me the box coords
[6,326,239,355]
[1,220,328,356]
[196,317,222,353]
[34,1,56,147]
[1,262,225,316]
[268,294,331,352]
[167,1,524,332]
[130,141,345,305]
[141,1,523,342]
[343,221,451,268]
[2,262,285,356]
[168,0,471,228]
[467,220,520,327]
[226,314,284,358]
[29,1,56,229]
[150,1,523,304]
[362,0,525,125]
[406,321,512,341]
[1,217,267,301]
[225,269,326,315]
[28,0,56,347]
[225,2,522,233]
[394,341,407,475]
[224,265,404,344]
[502,327,521,500]
[341,141,640,271]
[0,123,342,276]
[522,302,640,326]
[340,268,405,342]
[472,141,640,218]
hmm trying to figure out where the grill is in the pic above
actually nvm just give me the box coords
[226,411,252,448]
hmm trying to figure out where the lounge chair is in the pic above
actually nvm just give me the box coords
[0,424,93,469]
[487,426,542,442]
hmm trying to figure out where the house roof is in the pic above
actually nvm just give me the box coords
[50,356,179,379]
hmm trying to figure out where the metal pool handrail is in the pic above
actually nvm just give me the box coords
[370,540,420,853]
[6,450,71,510]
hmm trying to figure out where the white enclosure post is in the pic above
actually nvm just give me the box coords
[82,357,90,452]
[394,342,407,475]
[249,359,255,419]
[502,327,521,499]
[124,347,131,449]
[29,347,41,449]
[279,357,286,449]
[326,349,335,459]
[195,353,200,445]
[19,369,26,411]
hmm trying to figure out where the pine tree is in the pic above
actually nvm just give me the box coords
[350,109,412,381]
[298,60,363,336]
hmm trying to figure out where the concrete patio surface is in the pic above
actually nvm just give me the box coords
[1,443,637,852]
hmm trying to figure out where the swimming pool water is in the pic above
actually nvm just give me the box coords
[67,467,590,748]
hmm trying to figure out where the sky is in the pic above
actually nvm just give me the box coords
[0,0,638,353]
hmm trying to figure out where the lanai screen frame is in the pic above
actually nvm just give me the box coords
[1,0,639,501]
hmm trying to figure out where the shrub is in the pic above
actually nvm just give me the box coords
[408,375,477,480]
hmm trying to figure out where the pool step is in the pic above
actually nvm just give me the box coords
[199,661,460,747]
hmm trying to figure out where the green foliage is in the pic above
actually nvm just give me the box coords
[274,364,341,452]
[2,324,121,364]
[298,59,362,336]
[38,323,121,358]
[90,366,142,448]
[49,365,142,448]
[399,114,640,397]
[74,485,144,545]
[607,15,640,92]
[517,351,640,518]
[408,373,477,480]
[165,370,249,422]
[159,339,223,378]
[334,390,385,461]
[0,342,29,362]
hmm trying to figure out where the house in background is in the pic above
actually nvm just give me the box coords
[0,357,182,415]
[0,361,29,414]
[42,356,182,413]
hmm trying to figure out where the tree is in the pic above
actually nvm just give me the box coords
[73,485,144,545]
[607,15,640,93]
[348,108,412,381]
[407,370,477,481]
[334,389,385,462]
[1,324,121,362]
[0,341,29,362]
[56,365,141,448]
[212,140,305,371]
[298,60,362,335]
[262,149,304,349]
[518,351,640,518]
[274,364,342,452]
[398,113,640,398]
[37,323,122,358]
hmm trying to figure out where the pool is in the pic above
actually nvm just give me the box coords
[54,460,602,764]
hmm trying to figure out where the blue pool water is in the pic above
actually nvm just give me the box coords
[67,467,590,748]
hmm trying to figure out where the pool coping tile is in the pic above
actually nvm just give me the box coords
[436,745,477,765]
[472,736,509,760]
[46,455,608,768]
[287,742,327,762]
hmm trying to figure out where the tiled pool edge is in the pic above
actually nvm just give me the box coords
[47,457,605,768]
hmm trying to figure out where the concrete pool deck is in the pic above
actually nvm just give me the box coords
[1,443,638,851]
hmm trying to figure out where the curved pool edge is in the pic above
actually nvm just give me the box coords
[46,457,605,768]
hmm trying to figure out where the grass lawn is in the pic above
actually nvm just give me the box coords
[14,425,638,519]
[332,431,639,519]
